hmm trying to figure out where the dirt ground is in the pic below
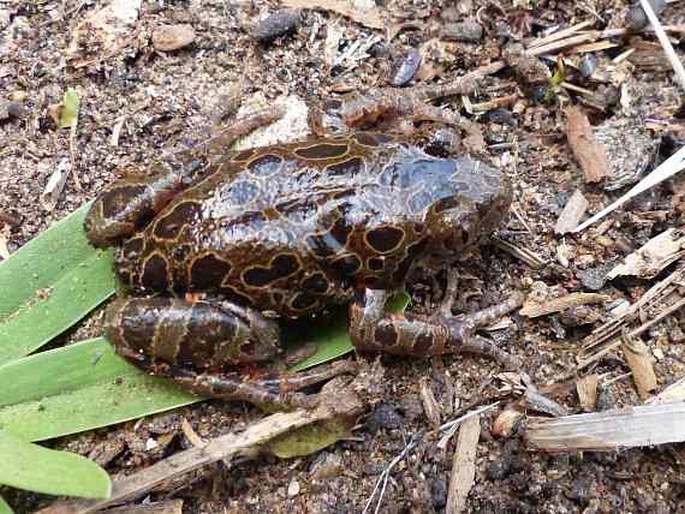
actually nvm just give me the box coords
[2,0,685,512]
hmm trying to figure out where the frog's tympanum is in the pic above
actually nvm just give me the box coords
[84,84,521,409]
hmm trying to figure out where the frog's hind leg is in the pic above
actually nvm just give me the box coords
[105,297,355,409]
[169,359,358,410]
[349,289,523,369]
[84,105,285,247]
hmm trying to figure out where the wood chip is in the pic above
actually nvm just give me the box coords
[554,189,589,235]
[520,292,610,318]
[104,499,183,514]
[525,403,685,452]
[576,375,599,411]
[621,335,658,400]
[282,0,385,30]
[446,414,480,514]
[565,105,612,183]
[180,418,207,449]
[419,378,441,428]
[607,228,685,280]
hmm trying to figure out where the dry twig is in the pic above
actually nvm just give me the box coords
[446,414,481,514]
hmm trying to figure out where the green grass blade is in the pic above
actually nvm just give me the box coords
[0,431,111,499]
[0,203,116,365]
[289,311,353,372]
[0,339,198,442]
[0,496,14,514]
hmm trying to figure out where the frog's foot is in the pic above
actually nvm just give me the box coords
[315,62,502,134]
[349,289,524,369]
[158,359,357,410]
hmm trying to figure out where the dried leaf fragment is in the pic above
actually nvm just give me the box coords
[576,375,599,411]
[59,88,80,129]
[520,292,610,318]
[554,189,588,235]
[621,335,657,400]
[565,105,611,183]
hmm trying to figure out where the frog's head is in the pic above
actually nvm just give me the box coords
[421,155,512,260]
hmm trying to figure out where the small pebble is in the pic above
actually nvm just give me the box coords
[485,109,517,126]
[443,18,483,42]
[287,478,300,497]
[252,9,301,43]
[578,54,598,78]
[391,48,422,87]
[0,100,27,121]
[152,24,196,52]
[626,0,666,29]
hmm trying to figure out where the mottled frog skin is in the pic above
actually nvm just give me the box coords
[85,113,517,409]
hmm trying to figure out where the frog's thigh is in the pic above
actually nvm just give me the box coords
[105,298,281,369]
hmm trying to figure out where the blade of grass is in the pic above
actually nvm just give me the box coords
[0,497,13,514]
[0,339,198,442]
[0,431,111,499]
[0,203,116,365]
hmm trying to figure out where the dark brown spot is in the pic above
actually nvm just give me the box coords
[141,253,170,290]
[374,323,398,348]
[189,253,232,290]
[413,332,434,354]
[243,267,274,287]
[291,292,317,311]
[243,253,300,287]
[272,253,299,277]
[366,226,405,254]
[324,157,365,177]
[368,257,384,271]
[294,142,349,160]
[248,154,283,176]
[353,132,383,147]
[153,201,202,240]
[433,196,461,213]
[330,218,352,245]
[271,290,285,306]
[330,254,362,277]
[301,272,330,293]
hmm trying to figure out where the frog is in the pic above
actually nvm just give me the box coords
[84,74,521,410]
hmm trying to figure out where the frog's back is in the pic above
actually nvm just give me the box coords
[116,132,508,318]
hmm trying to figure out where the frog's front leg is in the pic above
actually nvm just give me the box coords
[105,298,353,410]
[349,289,523,369]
